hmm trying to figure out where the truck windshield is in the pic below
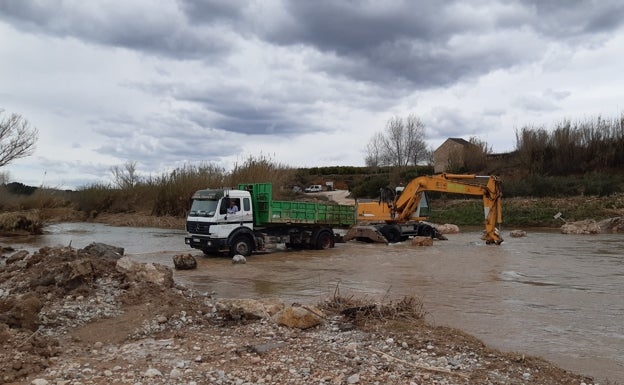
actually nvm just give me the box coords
[189,199,218,217]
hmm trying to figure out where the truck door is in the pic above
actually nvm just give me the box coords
[234,197,252,225]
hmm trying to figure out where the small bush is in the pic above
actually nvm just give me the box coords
[320,292,426,325]
[0,211,43,234]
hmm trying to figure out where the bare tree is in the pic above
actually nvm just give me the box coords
[111,161,140,189]
[364,132,385,167]
[364,114,428,167]
[0,110,39,168]
[0,170,10,185]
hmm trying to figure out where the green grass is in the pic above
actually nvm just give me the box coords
[429,195,624,228]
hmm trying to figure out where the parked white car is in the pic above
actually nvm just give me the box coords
[304,185,323,193]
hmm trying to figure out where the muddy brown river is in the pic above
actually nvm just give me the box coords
[4,223,624,382]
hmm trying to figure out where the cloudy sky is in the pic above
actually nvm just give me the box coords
[1,0,623,189]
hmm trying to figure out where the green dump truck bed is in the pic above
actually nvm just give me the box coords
[238,183,356,227]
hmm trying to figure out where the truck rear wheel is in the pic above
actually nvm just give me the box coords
[315,230,334,250]
[230,235,253,257]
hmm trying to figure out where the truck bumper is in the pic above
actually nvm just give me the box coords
[185,235,228,251]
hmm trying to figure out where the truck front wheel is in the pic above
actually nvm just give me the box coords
[230,235,253,257]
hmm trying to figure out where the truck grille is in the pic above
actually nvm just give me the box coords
[186,221,210,235]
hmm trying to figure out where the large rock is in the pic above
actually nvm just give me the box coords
[116,257,173,287]
[83,242,124,259]
[215,298,284,320]
[172,254,197,270]
[272,305,324,329]
[560,219,601,234]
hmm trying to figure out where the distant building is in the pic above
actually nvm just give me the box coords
[433,138,478,173]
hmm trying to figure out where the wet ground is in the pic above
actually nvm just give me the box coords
[3,223,624,382]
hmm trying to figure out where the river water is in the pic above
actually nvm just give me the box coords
[3,223,623,382]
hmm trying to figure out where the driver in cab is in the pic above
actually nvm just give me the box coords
[227,200,239,214]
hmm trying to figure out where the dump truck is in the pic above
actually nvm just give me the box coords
[185,182,356,256]
[345,173,503,245]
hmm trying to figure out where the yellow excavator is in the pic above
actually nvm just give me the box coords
[344,173,503,244]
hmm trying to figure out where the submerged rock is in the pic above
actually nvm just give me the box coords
[510,229,527,238]
[411,236,434,246]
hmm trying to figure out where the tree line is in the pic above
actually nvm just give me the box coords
[515,115,624,175]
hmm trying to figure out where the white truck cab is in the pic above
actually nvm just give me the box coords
[185,189,254,254]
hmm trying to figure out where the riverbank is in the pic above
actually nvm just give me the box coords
[0,244,599,384]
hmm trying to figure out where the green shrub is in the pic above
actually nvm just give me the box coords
[349,175,390,199]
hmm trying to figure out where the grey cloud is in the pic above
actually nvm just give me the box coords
[4,0,622,92]
[0,0,231,59]
[34,157,113,188]
[427,107,485,140]
[91,113,242,165]
[128,76,334,136]
[514,94,560,112]
[527,1,624,38]
[261,1,624,88]
[176,85,327,136]
[543,88,571,101]
[179,0,245,25]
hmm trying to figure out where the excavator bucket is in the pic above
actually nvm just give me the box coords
[343,225,388,243]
